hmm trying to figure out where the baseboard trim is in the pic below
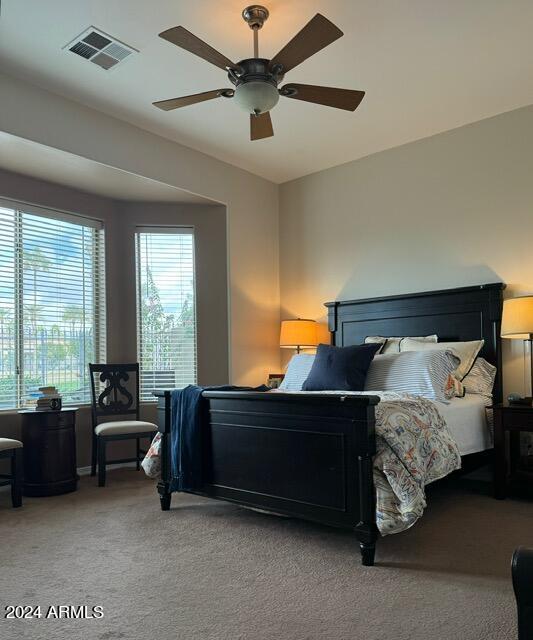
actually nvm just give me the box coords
[77,462,137,476]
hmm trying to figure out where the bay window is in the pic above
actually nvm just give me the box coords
[0,200,105,408]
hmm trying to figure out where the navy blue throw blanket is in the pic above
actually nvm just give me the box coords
[170,385,269,492]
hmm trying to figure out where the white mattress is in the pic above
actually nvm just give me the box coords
[437,394,492,456]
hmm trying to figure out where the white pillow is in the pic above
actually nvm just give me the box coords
[279,353,315,391]
[462,357,496,396]
[400,338,484,381]
[365,334,437,354]
[364,350,460,402]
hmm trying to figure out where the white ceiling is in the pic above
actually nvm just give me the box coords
[1,0,533,183]
[0,132,215,204]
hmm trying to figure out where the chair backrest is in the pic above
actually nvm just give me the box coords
[513,547,533,640]
[89,363,140,423]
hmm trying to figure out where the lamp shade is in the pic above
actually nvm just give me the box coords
[280,319,318,349]
[501,296,533,339]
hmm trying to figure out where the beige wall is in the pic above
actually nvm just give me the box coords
[0,168,229,467]
[4,70,533,422]
[280,105,533,395]
[0,71,280,387]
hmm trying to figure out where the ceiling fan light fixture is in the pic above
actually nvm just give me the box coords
[233,80,279,114]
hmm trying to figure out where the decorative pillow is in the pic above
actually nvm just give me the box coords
[365,334,438,354]
[445,374,466,398]
[364,350,460,402]
[278,353,315,391]
[462,357,497,396]
[400,338,484,381]
[302,343,381,392]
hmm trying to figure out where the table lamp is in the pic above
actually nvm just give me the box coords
[501,296,533,403]
[280,319,318,354]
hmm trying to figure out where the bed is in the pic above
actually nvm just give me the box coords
[153,282,504,566]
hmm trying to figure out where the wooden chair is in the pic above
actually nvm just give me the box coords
[0,438,23,507]
[89,363,157,487]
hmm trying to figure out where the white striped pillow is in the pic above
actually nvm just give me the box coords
[364,350,460,402]
[279,354,315,391]
[400,338,484,381]
[462,357,496,396]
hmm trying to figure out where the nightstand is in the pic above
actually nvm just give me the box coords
[493,403,533,499]
[18,408,79,496]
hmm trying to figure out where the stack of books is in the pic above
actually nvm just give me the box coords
[35,386,62,411]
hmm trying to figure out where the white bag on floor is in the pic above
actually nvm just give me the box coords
[141,432,162,478]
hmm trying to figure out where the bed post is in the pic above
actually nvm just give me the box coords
[354,405,378,566]
[355,454,378,566]
[154,390,172,511]
[326,300,338,345]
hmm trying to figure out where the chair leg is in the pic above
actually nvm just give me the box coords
[136,438,140,471]
[97,438,106,487]
[11,449,23,508]
[91,431,97,477]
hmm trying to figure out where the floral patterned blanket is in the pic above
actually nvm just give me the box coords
[142,391,461,536]
[370,391,461,535]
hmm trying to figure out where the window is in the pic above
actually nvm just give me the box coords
[136,228,197,401]
[0,200,105,409]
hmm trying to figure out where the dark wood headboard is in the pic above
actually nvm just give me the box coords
[325,283,505,403]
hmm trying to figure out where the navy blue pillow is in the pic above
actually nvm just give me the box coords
[302,343,381,391]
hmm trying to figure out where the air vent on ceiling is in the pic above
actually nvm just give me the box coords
[64,27,137,70]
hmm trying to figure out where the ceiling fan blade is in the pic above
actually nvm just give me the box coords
[250,112,274,141]
[280,84,365,111]
[153,89,233,111]
[159,26,236,71]
[269,14,343,73]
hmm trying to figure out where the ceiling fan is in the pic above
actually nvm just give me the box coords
[153,5,365,141]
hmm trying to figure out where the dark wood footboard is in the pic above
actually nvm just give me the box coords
[154,390,380,566]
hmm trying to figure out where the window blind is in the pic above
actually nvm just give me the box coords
[135,228,196,401]
[0,200,106,409]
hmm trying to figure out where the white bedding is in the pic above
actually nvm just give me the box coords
[438,394,492,456]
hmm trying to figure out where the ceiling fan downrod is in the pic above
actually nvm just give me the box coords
[242,5,269,58]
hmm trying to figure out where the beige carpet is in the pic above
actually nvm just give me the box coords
[0,469,530,640]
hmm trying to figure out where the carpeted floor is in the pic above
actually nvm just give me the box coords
[0,469,530,640]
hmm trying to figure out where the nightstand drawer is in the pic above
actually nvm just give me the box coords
[501,410,533,430]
